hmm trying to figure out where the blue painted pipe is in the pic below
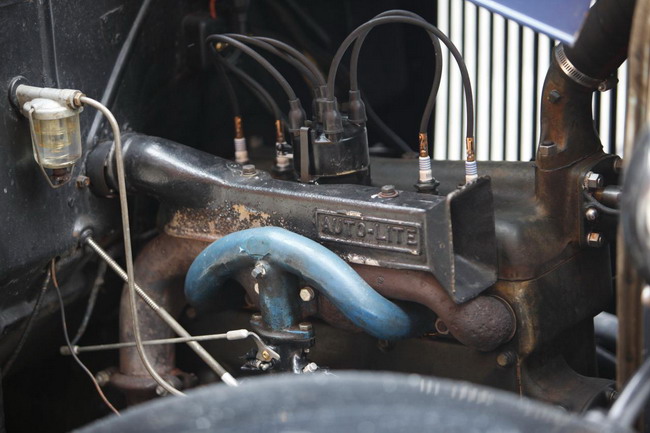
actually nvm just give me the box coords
[184,227,434,340]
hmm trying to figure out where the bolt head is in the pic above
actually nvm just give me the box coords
[586,232,604,248]
[155,385,168,396]
[302,362,319,373]
[299,287,315,302]
[585,207,599,221]
[261,350,271,361]
[548,89,562,103]
[538,141,557,157]
[584,171,604,190]
[434,318,449,335]
[378,184,398,198]
[251,262,268,279]
[94,370,111,387]
[242,164,257,176]
[75,175,90,188]
[298,322,313,332]
[613,157,623,174]
[497,351,516,368]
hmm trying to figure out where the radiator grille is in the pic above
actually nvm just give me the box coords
[433,0,627,161]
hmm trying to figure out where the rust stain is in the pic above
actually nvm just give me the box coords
[164,203,285,242]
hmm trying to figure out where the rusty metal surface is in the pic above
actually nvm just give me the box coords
[90,134,498,303]
[494,247,612,358]
[114,234,207,401]
[350,265,515,352]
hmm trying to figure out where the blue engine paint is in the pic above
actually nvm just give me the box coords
[185,227,434,340]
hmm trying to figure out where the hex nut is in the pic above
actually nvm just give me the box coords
[586,232,604,248]
[242,164,257,176]
[75,175,90,188]
[298,322,313,332]
[94,370,112,387]
[302,362,319,373]
[538,141,557,157]
[251,262,268,279]
[378,185,398,198]
[299,287,315,302]
[583,171,603,190]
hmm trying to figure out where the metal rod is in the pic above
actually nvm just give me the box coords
[61,331,245,355]
[85,237,238,387]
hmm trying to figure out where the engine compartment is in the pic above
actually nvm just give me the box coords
[0,0,645,431]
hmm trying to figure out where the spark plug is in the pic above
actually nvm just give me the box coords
[233,115,248,164]
[415,132,438,193]
[274,119,292,173]
[465,137,478,183]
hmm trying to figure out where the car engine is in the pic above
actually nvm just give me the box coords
[0,0,649,432]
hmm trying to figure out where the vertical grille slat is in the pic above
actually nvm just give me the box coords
[434,0,627,161]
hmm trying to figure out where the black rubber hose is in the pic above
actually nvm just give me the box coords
[564,0,636,80]
[224,34,321,89]
[206,35,298,101]
[328,15,474,140]
[350,10,444,135]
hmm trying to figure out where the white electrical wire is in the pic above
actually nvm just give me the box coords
[80,96,184,397]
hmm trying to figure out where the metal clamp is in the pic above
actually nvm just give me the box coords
[555,44,610,91]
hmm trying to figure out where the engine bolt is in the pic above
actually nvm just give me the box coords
[497,351,516,368]
[585,207,599,221]
[302,362,319,373]
[538,140,557,157]
[94,369,113,387]
[548,89,562,103]
[434,318,449,335]
[242,164,257,176]
[251,262,268,279]
[613,157,623,174]
[378,184,398,198]
[75,175,90,188]
[586,232,604,248]
[583,171,604,190]
[299,287,315,302]
[298,322,313,332]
